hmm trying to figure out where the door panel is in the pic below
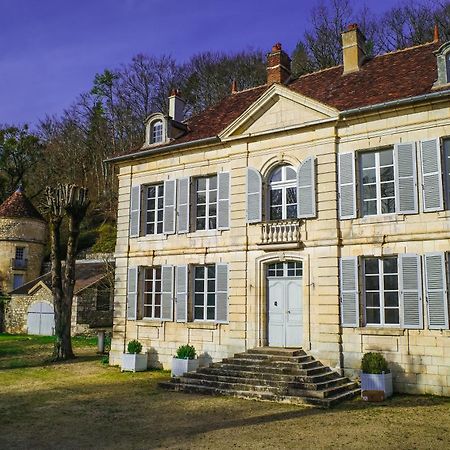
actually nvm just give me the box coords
[268,279,285,347]
[285,278,302,347]
[27,302,55,336]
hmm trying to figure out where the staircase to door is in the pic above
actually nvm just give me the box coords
[160,347,360,408]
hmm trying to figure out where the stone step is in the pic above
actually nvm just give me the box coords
[233,352,313,363]
[220,357,322,370]
[294,376,350,391]
[214,362,330,376]
[247,347,305,357]
[306,388,361,408]
[288,381,359,399]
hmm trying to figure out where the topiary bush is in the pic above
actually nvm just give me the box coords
[127,339,142,354]
[361,352,390,374]
[175,344,196,359]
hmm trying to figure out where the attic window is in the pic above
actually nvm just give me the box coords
[446,53,450,83]
[434,43,450,87]
[151,120,163,144]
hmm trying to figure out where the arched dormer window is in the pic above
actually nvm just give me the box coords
[268,165,297,220]
[150,120,163,144]
[434,42,450,86]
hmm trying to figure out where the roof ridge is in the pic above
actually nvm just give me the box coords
[372,40,437,59]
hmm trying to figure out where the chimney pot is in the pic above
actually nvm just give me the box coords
[342,23,367,74]
[434,24,440,42]
[231,80,238,94]
[266,42,291,85]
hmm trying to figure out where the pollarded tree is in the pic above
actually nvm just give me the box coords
[43,184,90,360]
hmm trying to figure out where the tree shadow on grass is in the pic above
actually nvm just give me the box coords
[0,353,101,370]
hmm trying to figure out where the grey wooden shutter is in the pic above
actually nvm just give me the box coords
[161,265,174,321]
[130,185,141,237]
[163,179,176,234]
[246,167,262,223]
[127,266,139,320]
[420,138,444,212]
[338,153,356,219]
[424,253,449,329]
[339,256,359,327]
[216,263,228,323]
[297,156,316,218]
[394,142,418,214]
[177,177,190,233]
[399,254,423,329]
[176,265,188,322]
[217,172,230,230]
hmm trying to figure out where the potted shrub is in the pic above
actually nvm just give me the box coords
[121,339,148,372]
[171,344,199,377]
[360,352,393,398]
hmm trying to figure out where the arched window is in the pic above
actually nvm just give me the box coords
[150,120,163,144]
[268,165,297,220]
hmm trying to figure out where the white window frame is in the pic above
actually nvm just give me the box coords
[267,165,297,221]
[150,120,163,144]
[363,257,400,327]
[142,266,163,320]
[444,137,450,208]
[194,175,217,231]
[360,148,396,217]
[267,261,302,277]
[145,183,164,235]
[193,265,216,321]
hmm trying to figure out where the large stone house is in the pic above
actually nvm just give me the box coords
[108,25,450,396]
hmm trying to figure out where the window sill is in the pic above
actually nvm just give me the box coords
[187,229,223,238]
[136,234,167,242]
[136,320,164,327]
[358,327,405,336]
[187,322,219,330]
[356,214,405,225]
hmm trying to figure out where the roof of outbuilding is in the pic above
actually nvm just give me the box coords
[9,261,113,295]
[114,40,444,160]
[0,188,44,221]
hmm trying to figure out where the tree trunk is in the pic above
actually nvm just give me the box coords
[49,216,75,360]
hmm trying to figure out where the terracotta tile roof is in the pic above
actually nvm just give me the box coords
[0,189,44,221]
[115,41,444,160]
[289,41,441,110]
[10,261,113,295]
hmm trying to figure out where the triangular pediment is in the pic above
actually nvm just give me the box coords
[219,84,338,139]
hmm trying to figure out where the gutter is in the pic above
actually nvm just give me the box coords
[341,88,450,117]
[106,136,220,164]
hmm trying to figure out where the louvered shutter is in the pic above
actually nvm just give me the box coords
[176,265,188,322]
[246,167,262,223]
[394,142,418,214]
[177,177,190,233]
[399,254,423,329]
[424,253,449,329]
[420,138,444,212]
[217,172,230,230]
[129,185,141,237]
[163,179,176,234]
[297,156,316,218]
[338,153,356,219]
[161,265,174,321]
[127,267,139,320]
[216,263,228,323]
[340,257,359,327]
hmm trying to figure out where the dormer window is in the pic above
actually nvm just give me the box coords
[151,120,163,144]
[434,42,450,87]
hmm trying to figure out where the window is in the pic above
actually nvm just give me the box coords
[15,247,24,260]
[444,138,450,207]
[143,267,162,319]
[194,265,215,321]
[13,274,24,290]
[446,53,450,83]
[145,184,164,235]
[267,261,302,277]
[364,257,399,326]
[96,288,111,311]
[151,120,163,144]
[268,165,297,220]
[360,149,395,216]
[195,176,217,230]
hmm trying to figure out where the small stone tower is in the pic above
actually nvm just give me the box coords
[0,187,47,295]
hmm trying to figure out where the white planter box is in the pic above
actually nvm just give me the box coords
[121,353,148,372]
[171,357,200,377]
[361,372,393,398]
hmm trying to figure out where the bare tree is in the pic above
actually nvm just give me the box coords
[43,184,90,360]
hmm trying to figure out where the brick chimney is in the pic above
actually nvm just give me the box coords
[342,24,367,74]
[168,89,185,122]
[267,43,291,84]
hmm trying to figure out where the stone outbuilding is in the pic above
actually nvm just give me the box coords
[5,260,114,336]
[0,187,47,330]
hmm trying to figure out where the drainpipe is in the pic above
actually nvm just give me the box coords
[245,141,250,350]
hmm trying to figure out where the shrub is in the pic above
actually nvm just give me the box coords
[175,344,196,359]
[127,339,142,354]
[361,352,390,374]
[101,354,109,365]
[91,223,117,253]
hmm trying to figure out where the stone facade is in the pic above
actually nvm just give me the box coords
[110,36,450,396]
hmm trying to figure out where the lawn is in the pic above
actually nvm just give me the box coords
[1,334,449,449]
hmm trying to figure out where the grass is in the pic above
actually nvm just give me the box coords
[1,334,450,449]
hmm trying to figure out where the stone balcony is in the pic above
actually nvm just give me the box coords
[258,219,302,249]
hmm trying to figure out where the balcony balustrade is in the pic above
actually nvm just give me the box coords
[259,220,302,247]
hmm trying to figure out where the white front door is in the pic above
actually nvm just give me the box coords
[267,262,303,347]
[27,302,55,335]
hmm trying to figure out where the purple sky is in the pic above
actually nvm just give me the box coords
[0,0,399,127]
